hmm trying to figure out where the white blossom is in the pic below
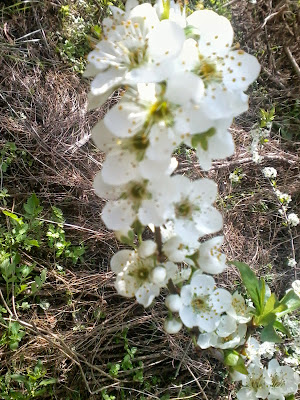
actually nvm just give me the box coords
[171,271,232,332]
[140,175,223,241]
[196,236,227,274]
[85,2,186,106]
[287,258,297,268]
[275,190,291,205]
[287,213,299,227]
[197,315,247,350]
[227,291,253,324]
[262,167,277,179]
[111,242,177,307]
[235,363,269,400]
[292,280,300,298]
[264,358,300,400]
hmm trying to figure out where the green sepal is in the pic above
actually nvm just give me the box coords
[184,25,201,41]
[191,128,216,151]
[120,230,135,247]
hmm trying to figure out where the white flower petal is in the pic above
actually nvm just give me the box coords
[165,72,204,105]
[102,151,140,185]
[187,10,233,57]
[211,288,232,313]
[216,315,237,337]
[148,20,185,62]
[138,240,157,258]
[92,120,117,153]
[222,50,261,91]
[104,101,146,138]
[135,283,160,307]
[102,199,136,230]
[190,273,215,296]
[93,171,123,200]
[111,249,135,273]
[91,69,124,96]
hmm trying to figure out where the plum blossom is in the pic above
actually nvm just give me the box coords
[287,213,299,227]
[85,2,185,106]
[197,314,247,349]
[168,271,232,332]
[111,240,177,307]
[262,167,277,179]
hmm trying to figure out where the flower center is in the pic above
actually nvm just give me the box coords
[271,374,284,388]
[129,182,147,200]
[193,58,222,85]
[137,267,149,280]
[131,133,150,150]
[250,374,265,391]
[127,45,148,69]
[176,200,193,218]
[149,99,174,126]
[191,296,209,313]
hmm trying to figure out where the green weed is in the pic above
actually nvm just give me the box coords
[0,360,56,399]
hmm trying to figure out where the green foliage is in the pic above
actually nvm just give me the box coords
[0,360,56,399]
[0,321,26,351]
[231,261,300,343]
[46,206,85,263]
[0,142,32,175]
[259,107,276,129]
[108,329,143,381]
[0,192,85,350]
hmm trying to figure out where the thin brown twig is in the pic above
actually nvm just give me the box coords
[186,365,209,400]
[284,46,300,79]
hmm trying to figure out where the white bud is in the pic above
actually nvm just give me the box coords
[164,318,182,334]
[138,240,157,258]
[165,294,182,312]
[151,266,167,284]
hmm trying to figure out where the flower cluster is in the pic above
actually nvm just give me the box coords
[87,0,260,293]
[86,0,260,341]
[233,337,300,400]
[84,1,298,398]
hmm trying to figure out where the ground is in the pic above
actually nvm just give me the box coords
[0,0,299,399]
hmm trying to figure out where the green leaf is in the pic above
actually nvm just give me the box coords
[260,323,282,343]
[27,239,40,247]
[259,278,266,310]
[233,358,248,376]
[38,378,57,386]
[191,128,216,151]
[23,193,42,216]
[273,320,290,337]
[256,311,276,327]
[231,261,261,312]
[2,210,23,225]
[277,289,300,317]
[10,374,27,383]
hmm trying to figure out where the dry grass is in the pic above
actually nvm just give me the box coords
[0,0,299,399]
